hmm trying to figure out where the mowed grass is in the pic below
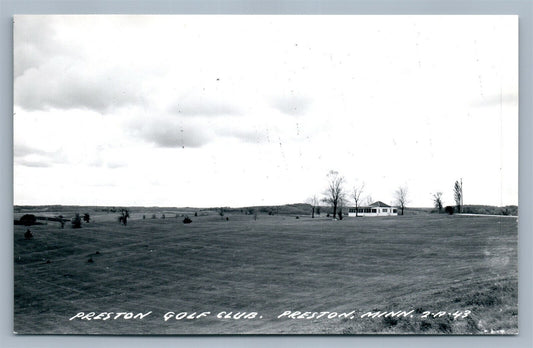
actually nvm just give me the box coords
[14,212,517,334]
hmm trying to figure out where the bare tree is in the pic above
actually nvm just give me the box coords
[395,186,409,215]
[454,179,463,213]
[322,170,346,219]
[338,198,345,220]
[306,195,320,218]
[352,183,365,217]
[432,192,443,213]
[364,195,374,206]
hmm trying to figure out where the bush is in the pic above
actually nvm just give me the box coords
[19,214,37,226]
[118,209,129,225]
[72,213,82,228]
[24,229,33,240]
[444,206,455,215]
[183,217,192,224]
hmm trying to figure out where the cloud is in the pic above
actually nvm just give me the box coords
[106,162,127,169]
[169,94,241,117]
[140,126,210,148]
[14,16,65,78]
[13,144,49,158]
[214,122,274,144]
[216,128,262,143]
[15,60,147,113]
[127,116,212,148]
[14,16,150,113]
[271,95,312,116]
[14,142,70,168]
[88,158,127,169]
[15,159,51,168]
[126,111,280,148]
[471,93,518,108]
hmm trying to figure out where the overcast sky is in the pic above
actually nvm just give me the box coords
[13,15,518,208]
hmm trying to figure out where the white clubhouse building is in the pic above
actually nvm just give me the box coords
[348,201,398,217]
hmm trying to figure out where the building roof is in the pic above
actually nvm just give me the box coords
[369,201,391,207]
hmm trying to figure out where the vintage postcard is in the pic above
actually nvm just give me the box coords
[13,15,518,334]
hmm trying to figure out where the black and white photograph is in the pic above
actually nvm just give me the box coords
[13,15,518,335]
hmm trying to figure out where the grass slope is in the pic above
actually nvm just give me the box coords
[14,212,517,334]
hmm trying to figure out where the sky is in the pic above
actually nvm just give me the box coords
[13,15,518,208]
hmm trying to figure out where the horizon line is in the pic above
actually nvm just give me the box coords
[13,202,518,210]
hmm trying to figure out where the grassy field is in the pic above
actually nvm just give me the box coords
[13,209,518,335]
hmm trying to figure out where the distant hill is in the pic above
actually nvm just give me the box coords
[14,203,315,217]
[462,205,517,216]
[14,203,518,217]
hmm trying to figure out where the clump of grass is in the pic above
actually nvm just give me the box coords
[382,316,398,327]
[464,292,502,306]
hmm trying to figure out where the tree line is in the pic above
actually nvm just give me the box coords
[308,170,409,219]
[311,171,466,219]
[432,179,463,214]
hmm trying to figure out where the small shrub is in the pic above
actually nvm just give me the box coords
[161,214,165,219]
[183,217,192,224]
[437,321,452,333]
[295,216,299,219]
[20,214,37,226]
[419,320,432,332]
[151,214,156,219]
[83,213,90,223]
[382,316,398,327]
[72,213,82,228]
[24,229,33,240]
[119,209,129,225]
[444,206,455,215]
[464,291,502,306]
